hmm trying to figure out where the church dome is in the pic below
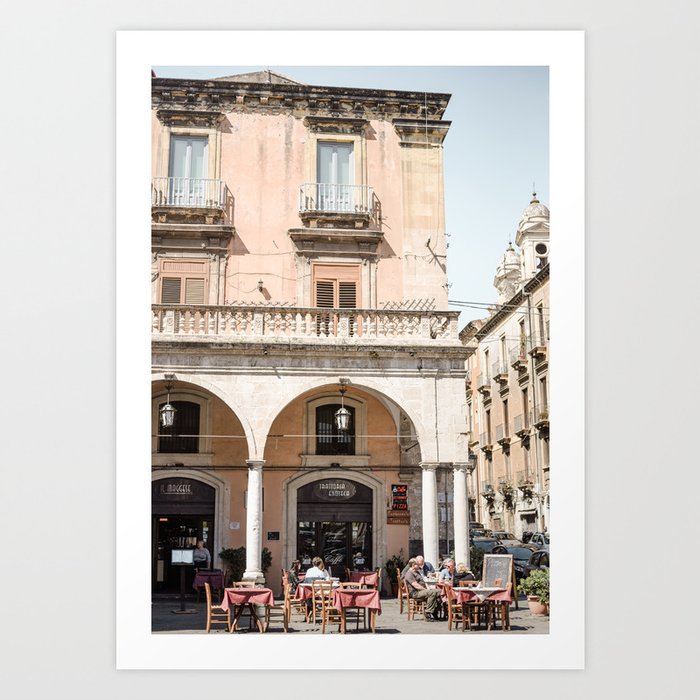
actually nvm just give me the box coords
[516,192,550,243]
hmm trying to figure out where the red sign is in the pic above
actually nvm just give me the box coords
[391,484,408,510]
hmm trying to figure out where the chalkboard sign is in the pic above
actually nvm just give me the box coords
[482,554,514,589]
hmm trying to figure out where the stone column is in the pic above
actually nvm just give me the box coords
[420,462,439,568]
[243,459,265,583]
[452,463,469,568]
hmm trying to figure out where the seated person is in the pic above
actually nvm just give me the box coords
[303,556,330,582]
[438,558,455,582]
[287,560,302,594]
[192,540,211,570]
[452,562,476,585]
[404,558,441,620]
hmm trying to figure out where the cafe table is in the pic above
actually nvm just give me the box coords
[349,571,379,587]
[221,587,275,633]
[447,586,508,631]
[192,570,225,603]
[331,588,381,633]
[294,579,340,603]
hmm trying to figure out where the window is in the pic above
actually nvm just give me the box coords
[316,404,356,455]
[159,259,208,304]
[503,399,509,434]
[313,264,360,336]
[316,142,354,212]
[158,401,200,453]
[535,242,548,269]
[522,388,529,428]
[168,136,209,206]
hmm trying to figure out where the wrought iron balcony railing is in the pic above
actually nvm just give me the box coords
[152,177,227,209]
[299,183,374,215]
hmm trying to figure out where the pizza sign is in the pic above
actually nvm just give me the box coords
[391,484,408,510]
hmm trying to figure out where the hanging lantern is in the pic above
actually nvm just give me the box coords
[334,379,351,431]
[160,379,177,428]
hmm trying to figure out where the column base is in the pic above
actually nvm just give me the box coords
[242,570,265,584]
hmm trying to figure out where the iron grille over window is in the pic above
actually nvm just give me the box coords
[316,404,355,455]
[158,401,200,453]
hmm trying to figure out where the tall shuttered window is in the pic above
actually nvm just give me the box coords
[159,259,208,304]
[313,264,359,336]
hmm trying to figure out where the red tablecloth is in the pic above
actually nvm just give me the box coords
[192,571,225,591]
[220,587,274,611]
[294,585,314,602]
[446,587,478,604]
[332,588,381,614]
[349,571,379,586]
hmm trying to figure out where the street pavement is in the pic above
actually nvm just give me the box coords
[152,593,549,635]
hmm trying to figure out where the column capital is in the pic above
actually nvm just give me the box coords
[452,462,469,473]
[245,459,265,470]
[419,461,440,472]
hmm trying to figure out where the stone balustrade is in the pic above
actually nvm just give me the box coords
[151,305,461,344]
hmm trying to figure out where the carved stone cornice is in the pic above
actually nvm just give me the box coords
[288,227,383,257]
[152,78,450,122]
[151,222,234,255]
[155,108,227,128]
[303,115,368,134]
[393,118,451,146]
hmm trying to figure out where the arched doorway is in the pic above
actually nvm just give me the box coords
[152,474,229,593]
[296,478,373,578]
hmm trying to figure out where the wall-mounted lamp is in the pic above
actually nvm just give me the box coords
[257,279,264,292]
[334,378,351,432]
[160,374,176,428]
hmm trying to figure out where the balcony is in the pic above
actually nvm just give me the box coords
[151,305,461,346]
[476,374,491,396]
[528,332,548,360]
[534,405,549,429]
[151,177,232,224]
[298,183,377,229]
[495,423,511,447]
[479,432,493,453]
[513,413,530,437]
[509,346,528,371]
[492,361,509,386]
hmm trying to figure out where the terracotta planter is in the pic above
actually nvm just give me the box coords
[527,595,548,615]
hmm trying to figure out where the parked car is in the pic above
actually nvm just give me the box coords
[529,532,550,551]
[524,549,550,578]
[504,544,539,581]
[471,537,501,553]
[491,531,521,546]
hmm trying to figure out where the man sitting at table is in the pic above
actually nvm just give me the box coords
[404,558,441,621]
[438,559,455,582]
[304,556,330,582]
[401,554,435,579]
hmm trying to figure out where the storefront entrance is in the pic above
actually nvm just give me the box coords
[152,477,215,592]
[296,478,373,579]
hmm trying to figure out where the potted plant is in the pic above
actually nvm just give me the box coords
[499,480,516,510]
[384,550,406,596]
[518,568,549,615]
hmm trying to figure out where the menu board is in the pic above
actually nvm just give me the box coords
[391,484,408,510]
[171,549,194,565]
[482,554,513,589]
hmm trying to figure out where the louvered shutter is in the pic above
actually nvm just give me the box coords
[315,280,334,308]
[184,278,205,304]
[161,278,182,304]
[338,282,356,309]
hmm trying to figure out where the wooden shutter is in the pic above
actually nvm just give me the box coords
[184,278,205,304]
[315,280,334,308]
[338,282,356,309]
[161,278,181,304]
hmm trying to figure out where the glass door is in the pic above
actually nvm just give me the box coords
[296,520,372,579]
[169,136,208,205]
[317,142,353,211]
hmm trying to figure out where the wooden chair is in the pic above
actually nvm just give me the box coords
[396,567,409,614]
[263,590,288,633]
[443,583,468,631]
[204,582,230,633]
[339,581,367,629]
[313,581,342,634]
[403,578,425,621]
[284,581,309,625]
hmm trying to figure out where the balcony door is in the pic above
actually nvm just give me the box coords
[317,142,353,212]
[169,136,208,206]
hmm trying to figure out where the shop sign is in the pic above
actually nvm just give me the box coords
[267,531,280,541]
[391,484,408,510]
[387,510,410,525]
[312,480,357,501]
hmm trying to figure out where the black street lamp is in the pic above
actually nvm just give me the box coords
[160,375,177,428]
[334,378,351,432]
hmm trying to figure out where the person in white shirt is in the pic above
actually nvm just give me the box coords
[304,556,330,581]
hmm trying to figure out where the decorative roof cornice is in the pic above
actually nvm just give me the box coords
[460,264,550,341]
[152,78,450,122]
[303,115,368,135]
[393,118,452,146]
[155,109,227,128]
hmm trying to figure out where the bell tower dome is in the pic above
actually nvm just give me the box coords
[515,192,550,280]
[493,243,522,303]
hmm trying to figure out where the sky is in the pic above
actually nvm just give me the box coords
[152,65,549,324]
